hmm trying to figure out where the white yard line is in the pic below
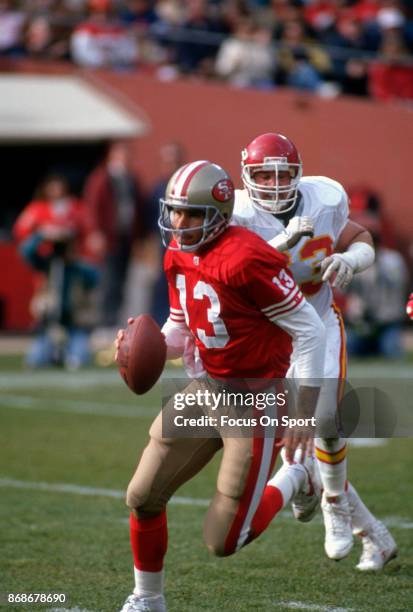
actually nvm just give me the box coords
[1,478,411,528]
[0,368,186,390]
[0,478,209,507]
[47,608,96,612]
[0,394,156,418]
[348,439,388,448]
[274,603,356,612]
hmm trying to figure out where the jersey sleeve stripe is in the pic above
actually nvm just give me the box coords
[268,294,305,320]
[261,286,300,313]
[170,308,185,314]
[168,317,187,327]
[262,288,302,317]
[170,313,186,322]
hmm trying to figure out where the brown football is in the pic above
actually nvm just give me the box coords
[117,314,167,395]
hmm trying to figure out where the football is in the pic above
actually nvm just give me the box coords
[117,314,167,395]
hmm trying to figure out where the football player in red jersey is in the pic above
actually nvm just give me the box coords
[116,161,327,612]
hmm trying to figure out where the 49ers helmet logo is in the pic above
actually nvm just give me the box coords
[212,178,234,202]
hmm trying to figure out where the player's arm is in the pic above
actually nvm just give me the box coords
[245,254,326,460]
[275,301,326,462]
[161,292,206,377]
[320,219,375,288]
[157,271,190,360]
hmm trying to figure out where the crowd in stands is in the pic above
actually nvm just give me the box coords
[1,0,413,101]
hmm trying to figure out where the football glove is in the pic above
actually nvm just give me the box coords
[320,253,354,289]
[406,293,413,320]
[320,242,375,289]
[268,216,314,252]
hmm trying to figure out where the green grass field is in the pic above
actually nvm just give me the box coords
[0,355,412,612]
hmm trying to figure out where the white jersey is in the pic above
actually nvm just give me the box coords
[231,176,349,318]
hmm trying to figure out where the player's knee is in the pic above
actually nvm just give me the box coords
[125,481,148,510]
[205,539,234,558]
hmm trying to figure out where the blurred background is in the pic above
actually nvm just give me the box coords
[0,0,412,366]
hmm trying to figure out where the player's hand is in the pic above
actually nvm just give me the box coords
[320,253,354,288]
[114,317,134,360]
[268,216,314,252]
[285,216,314,249]
[406,293,413,320]
[281,423,315,464]
[183,335,206,378]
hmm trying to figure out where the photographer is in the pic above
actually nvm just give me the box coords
[13,174,100,369]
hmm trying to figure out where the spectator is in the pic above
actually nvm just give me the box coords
[368,29,413,101]
[23,14,70,59]
[347,186,398,249]
[173,0,229,75]
[266,0,303,34]
[13,173,92,253]
[275,18,332,91]
[344,227,409,359]
[215,17,276,88]
[82,140,150,328]
[70,0,138,69]
[149,141,185,325]
[118,0,159,30]
[322,14,370,96]
[0,0,26,56]
[13,174,99,369]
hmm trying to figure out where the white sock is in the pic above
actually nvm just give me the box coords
[347,483,377,535]
[315,438,347,497]
[267,463,306,507]
[133,567,164,598]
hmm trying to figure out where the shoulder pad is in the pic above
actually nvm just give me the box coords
[299,176,347,209]
[233,188,254,215]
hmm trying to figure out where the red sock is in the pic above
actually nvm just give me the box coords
[249,485,283,541]
[129,511,168,572]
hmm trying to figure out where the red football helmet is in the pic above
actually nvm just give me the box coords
[241,133,302,214]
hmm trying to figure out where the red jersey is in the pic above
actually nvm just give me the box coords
[164,226,304,380]
[13,198,92,258]
[13,199,88,242]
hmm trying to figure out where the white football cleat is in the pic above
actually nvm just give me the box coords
[322,492,353,560]
[119,593,167,612]
[290,451,322,522]
[356,521,398,571]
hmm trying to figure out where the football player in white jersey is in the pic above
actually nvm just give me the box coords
[231,132,397,570]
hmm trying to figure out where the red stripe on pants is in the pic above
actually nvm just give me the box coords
[224,439,282,554]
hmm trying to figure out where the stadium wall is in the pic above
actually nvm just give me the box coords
[88,70,413,240]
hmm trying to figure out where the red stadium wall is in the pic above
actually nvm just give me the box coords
[88,70,413,241]
[0,242,36,330]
